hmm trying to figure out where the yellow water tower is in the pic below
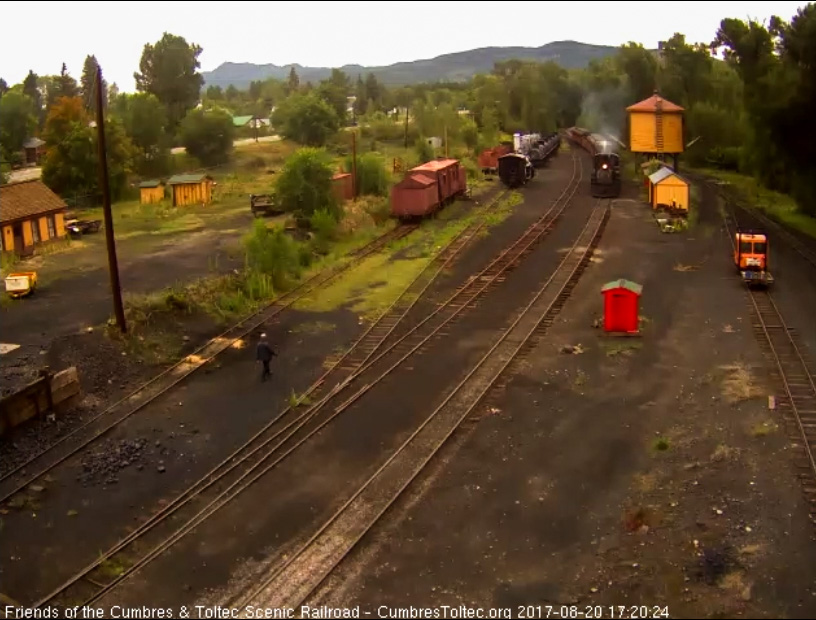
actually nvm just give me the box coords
[626,91,685,171]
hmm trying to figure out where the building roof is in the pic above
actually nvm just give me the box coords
[626,93,684,113]
[332,172,351,180]
[22,137,46,149]
[167,174,212,185]
[601,279,643,295]
[648,167,687,185]
[232,115,255,126]
[411,158,460,172]
[138,179,164,188]
[0,179,67,224]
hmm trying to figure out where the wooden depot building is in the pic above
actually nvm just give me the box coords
[139,180,166,204]
[0,179,68,255]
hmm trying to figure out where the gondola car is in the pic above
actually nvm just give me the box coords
[498,153,534,188]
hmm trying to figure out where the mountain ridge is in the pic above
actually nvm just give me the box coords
[201,40,623,89]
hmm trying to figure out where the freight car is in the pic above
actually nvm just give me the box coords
[498,153,534,188]
[477,143,513,174]
[526,132,561,167]
[566,127,622,198]
[390,158,468,220]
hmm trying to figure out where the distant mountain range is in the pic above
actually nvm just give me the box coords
[201,40,621,90]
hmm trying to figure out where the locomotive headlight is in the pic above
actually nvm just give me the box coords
[602,164,608,169]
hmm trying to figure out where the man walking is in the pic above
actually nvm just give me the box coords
[256,333,277,382]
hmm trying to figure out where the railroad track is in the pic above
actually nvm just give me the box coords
[31,156,581,611]
[234,200,611,615]
[722,209,816,525]
[0,222,418,503]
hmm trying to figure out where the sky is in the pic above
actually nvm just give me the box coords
[0,1,808,92]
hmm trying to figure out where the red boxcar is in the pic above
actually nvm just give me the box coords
[478,144,513,173]
[390,158,467,219]
[391,173,438,218]
[331,172,354,202]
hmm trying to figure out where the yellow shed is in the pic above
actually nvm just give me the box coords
[139,180,165,204]
[626,92,685,155]
[167,174,215,207]
[0,179,68,256]
[648,167,689,212]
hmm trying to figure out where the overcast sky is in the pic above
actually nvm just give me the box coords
[0,1,808,92]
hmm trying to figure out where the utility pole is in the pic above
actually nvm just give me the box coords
[444,125,448,158]
[404,106,409,149]
[95,65,127,333]
[351,130,358,201]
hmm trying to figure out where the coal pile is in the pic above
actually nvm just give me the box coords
[78,438,150,486]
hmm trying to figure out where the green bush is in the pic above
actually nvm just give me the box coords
[415,137,434,164]
[344,152,390,197]
[242,219,303,290]
[309,208,339,255]
[275,147,341,222]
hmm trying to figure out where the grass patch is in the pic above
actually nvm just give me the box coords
[293,251,428,321]
[750,420,779,437]
[602,340,643,357]
[653,436,670,452]
[695,167,816,240]
[719,363,764,403]
[290,321,335,335]
[95,555,129,580]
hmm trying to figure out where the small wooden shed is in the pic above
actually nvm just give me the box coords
[601,279,642,334]
[139,180,165,204]
[167,174,214,207]
[648,167,689,212]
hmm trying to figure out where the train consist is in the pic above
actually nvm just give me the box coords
[515,132,561,168]
[390,158,468,220]
[566,127,622,198]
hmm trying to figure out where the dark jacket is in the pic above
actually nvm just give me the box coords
[256,341,276,362]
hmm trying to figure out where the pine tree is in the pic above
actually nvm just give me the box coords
[81,55,106,112]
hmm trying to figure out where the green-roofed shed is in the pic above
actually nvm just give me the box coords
[601,279,642,334]
[139,179,165,204]
[232,115,254,127]
[166,174,214,207]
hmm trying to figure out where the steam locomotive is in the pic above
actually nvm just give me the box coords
[566,127,622,198]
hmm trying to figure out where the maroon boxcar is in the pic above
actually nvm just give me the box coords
[390,173,439,218]
[477,144,513,173]
[331,172,354,202]
[390,158,467,220]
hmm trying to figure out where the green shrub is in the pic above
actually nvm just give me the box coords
[242,219,303,290]
[309,208,339,255]
[344,152,390,197]
[415,137,434,164]
[275,147,341,222]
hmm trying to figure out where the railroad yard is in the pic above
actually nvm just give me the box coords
[2,143,816,619]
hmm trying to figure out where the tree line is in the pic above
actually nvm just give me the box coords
[1,3,814,217]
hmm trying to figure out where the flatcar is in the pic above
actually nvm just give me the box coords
[498,153,534,188]
[390,158,467,220]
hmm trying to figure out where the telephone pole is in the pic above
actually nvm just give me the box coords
[95,65,127,333]
[351,130,358,201]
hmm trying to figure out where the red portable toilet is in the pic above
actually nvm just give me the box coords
[601,279,643,333]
